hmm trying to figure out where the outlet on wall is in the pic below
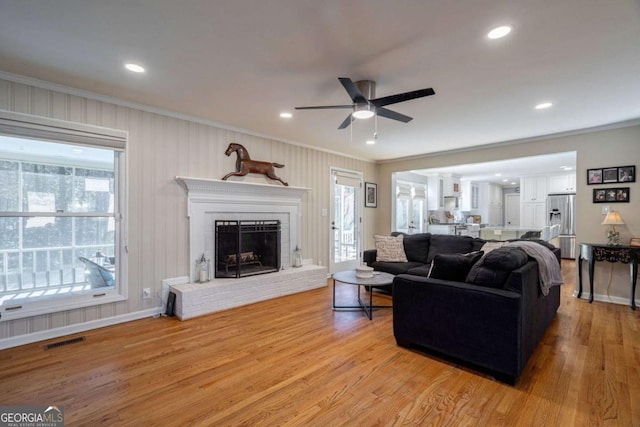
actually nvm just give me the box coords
[143,288,151,299]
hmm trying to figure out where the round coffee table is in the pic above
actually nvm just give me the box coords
[332,270,394,320]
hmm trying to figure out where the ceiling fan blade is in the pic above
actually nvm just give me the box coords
[295,105,353,110]
[338,77,367,103]
[376,107,413,123]
[371,88,435,108]
[337,114,353,129]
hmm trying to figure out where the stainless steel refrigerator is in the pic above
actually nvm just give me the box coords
[547,193,576,259]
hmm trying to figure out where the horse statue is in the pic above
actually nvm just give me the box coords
[222,143,289,186]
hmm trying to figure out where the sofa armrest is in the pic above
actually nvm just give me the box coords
[504,261,561,364]
[363,249,377,266]
[392,274,522,380]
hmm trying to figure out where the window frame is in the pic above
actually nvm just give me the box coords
[0,110,127,322]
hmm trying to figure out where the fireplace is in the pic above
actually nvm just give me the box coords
[215,220,281,278]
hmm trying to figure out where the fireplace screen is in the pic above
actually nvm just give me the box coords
[215,220,281,278]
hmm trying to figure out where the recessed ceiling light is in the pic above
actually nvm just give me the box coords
[365,140,376,145]
[562,166,573,171]
[535,102,553,110]
[510,182,517,185]
[124,63,145,73]
[487,25,512,39]
[495,173,502,176]
[279,112,292,119]
[72,148,83,154]
[502,179,508,182]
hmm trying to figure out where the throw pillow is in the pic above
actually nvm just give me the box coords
[428,251,484,282]
[375,234,408,262]
[465,247,529,288]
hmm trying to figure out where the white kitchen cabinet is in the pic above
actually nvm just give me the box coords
[472,184,479,210]
[521,176,547,202]
[442,175,461,197]
[460,181,479,211]
[521,202,547,229]
[478,182,503,225]
[520,176,547,228]
[427,175,444,209]
[548,173,576,193]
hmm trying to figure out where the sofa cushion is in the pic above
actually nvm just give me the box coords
[406,265,432,277]
[428,251,484,282]
[371,261,425,276]
[426,235,476,263]
[375,234,408,262]
[465,247,529,288]
[394,233,431,264]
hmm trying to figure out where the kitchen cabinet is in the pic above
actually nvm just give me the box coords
[460,181,480,211]
[521,176,547,202]
[521,201,547,229]
[427,174,461,209]
[520,176,547,229]
[478,182,503,225]
[427,175,444,209]
[442,175,461,197]
[548,173,576,193]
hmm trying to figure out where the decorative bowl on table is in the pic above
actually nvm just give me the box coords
[355,266,374,279]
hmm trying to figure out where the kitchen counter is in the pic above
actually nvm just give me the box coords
[479,224,560,242]
[428,223,480,237]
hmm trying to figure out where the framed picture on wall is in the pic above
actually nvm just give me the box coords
[587,168,602,185]
[618,166,635,183]
[602,167,618,183]
[593,187,630,203]
[588,165,636,184]
[365,182,377,208]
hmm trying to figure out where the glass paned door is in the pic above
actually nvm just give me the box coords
[330,169,362,273]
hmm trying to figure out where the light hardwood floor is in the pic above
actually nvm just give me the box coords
[1,261,639,426]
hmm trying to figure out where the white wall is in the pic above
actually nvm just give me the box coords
[377,126,640,305]
[0,76,378,342]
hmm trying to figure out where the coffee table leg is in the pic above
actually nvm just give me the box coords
[332,278,336,310]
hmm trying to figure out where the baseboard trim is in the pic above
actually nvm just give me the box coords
[0,307,164,350]
[572,290,638,308]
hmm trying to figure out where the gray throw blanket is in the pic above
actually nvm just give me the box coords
[505,241,563,296]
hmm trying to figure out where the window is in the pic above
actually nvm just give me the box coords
[0,111,126,321]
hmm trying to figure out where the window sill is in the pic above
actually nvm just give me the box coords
[0,288,126,322]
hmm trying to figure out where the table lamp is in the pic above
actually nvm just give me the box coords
[601,210,624,246]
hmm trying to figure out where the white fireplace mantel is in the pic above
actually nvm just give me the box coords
[175,177,311,281]
[176,177,310,212]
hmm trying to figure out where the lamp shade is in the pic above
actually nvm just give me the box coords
[601,211,625,225]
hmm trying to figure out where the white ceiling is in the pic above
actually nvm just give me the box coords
[1,1,639,161]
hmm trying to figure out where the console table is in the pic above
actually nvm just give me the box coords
[578,243,639,310]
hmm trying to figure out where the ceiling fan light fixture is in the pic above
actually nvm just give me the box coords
[352,104,375,120]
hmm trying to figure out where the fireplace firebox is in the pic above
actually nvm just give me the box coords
[215,220,281,278]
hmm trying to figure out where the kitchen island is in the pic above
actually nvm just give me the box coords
[479,224,560,243]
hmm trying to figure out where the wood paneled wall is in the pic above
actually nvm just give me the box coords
[0,77,378,341]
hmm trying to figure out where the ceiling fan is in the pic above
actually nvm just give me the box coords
[295,77,435,129]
